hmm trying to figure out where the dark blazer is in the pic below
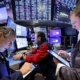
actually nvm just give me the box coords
[0,51,23,80]
[59,40,80,80]
[1,71,23,80]
[70,40,80,68]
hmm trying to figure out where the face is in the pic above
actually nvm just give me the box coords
[35,33,41,44]
[0,32,15,52]
[70,13,80,31]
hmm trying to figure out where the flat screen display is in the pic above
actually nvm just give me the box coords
[49,37,61,44]
[0,0,13,24]
[16,38,28,49]
[53,0,76,24]
[62,27,77,36]
[50,29,61,37]
[7,16,16,31]
[16,24,28,37]
[15,0,51,20]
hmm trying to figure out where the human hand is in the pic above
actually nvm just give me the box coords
[19,62,32,75]
[53,57,60,65]
[13,54,22,60]
[58,50,68,59]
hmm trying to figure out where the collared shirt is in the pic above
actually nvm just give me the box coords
[78,30,80,41]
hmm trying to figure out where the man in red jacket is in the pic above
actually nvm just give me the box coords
[13,32,49,64]
[13,32,56,80]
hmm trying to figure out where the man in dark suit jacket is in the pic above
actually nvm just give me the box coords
[53,5,80,80]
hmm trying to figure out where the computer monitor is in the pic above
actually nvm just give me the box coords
[50,29,61,37]
[7,16,16,31]
[0,0,7,24]
[53,0,76,24]
[49,37,61,44]
[0,0,13,24]
[16,38,28,49]
[16,24,28,37]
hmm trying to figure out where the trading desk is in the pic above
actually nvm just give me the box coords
[6,57,24,70]
[6,50,29,70]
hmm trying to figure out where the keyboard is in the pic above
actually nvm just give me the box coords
[16,50,28,54]
[8,50,29,58]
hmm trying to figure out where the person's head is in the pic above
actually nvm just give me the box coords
[70,5,80,30]
[35,32,46,44]
[0,26,16,52]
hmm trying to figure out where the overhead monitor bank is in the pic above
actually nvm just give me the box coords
[14,0,51,20]
[0,0,13,24]
[53,0,76,24]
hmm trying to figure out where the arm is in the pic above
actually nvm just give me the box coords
[1,62,32,80]
[56,62,80,80]
[59,66,80,80]
[25,48,37,54]
[24,44,49,64]
[30,48,37,54]
[13,49,37,60]
[58,50,70,61]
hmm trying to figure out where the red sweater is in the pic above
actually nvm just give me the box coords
[26,44,49,64]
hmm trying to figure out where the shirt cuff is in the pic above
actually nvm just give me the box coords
[56,63,65,76]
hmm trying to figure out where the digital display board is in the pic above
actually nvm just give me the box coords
[15,0,51,20]
[0,0,13,24]
[53,0,76,24]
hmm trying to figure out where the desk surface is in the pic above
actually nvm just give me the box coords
[7,57,24,66]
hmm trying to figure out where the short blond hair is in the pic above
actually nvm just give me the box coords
[0,26,16,37]
[71,5,80,17]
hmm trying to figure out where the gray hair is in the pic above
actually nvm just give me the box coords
[70,5,80,17]
[0,26,16,37]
